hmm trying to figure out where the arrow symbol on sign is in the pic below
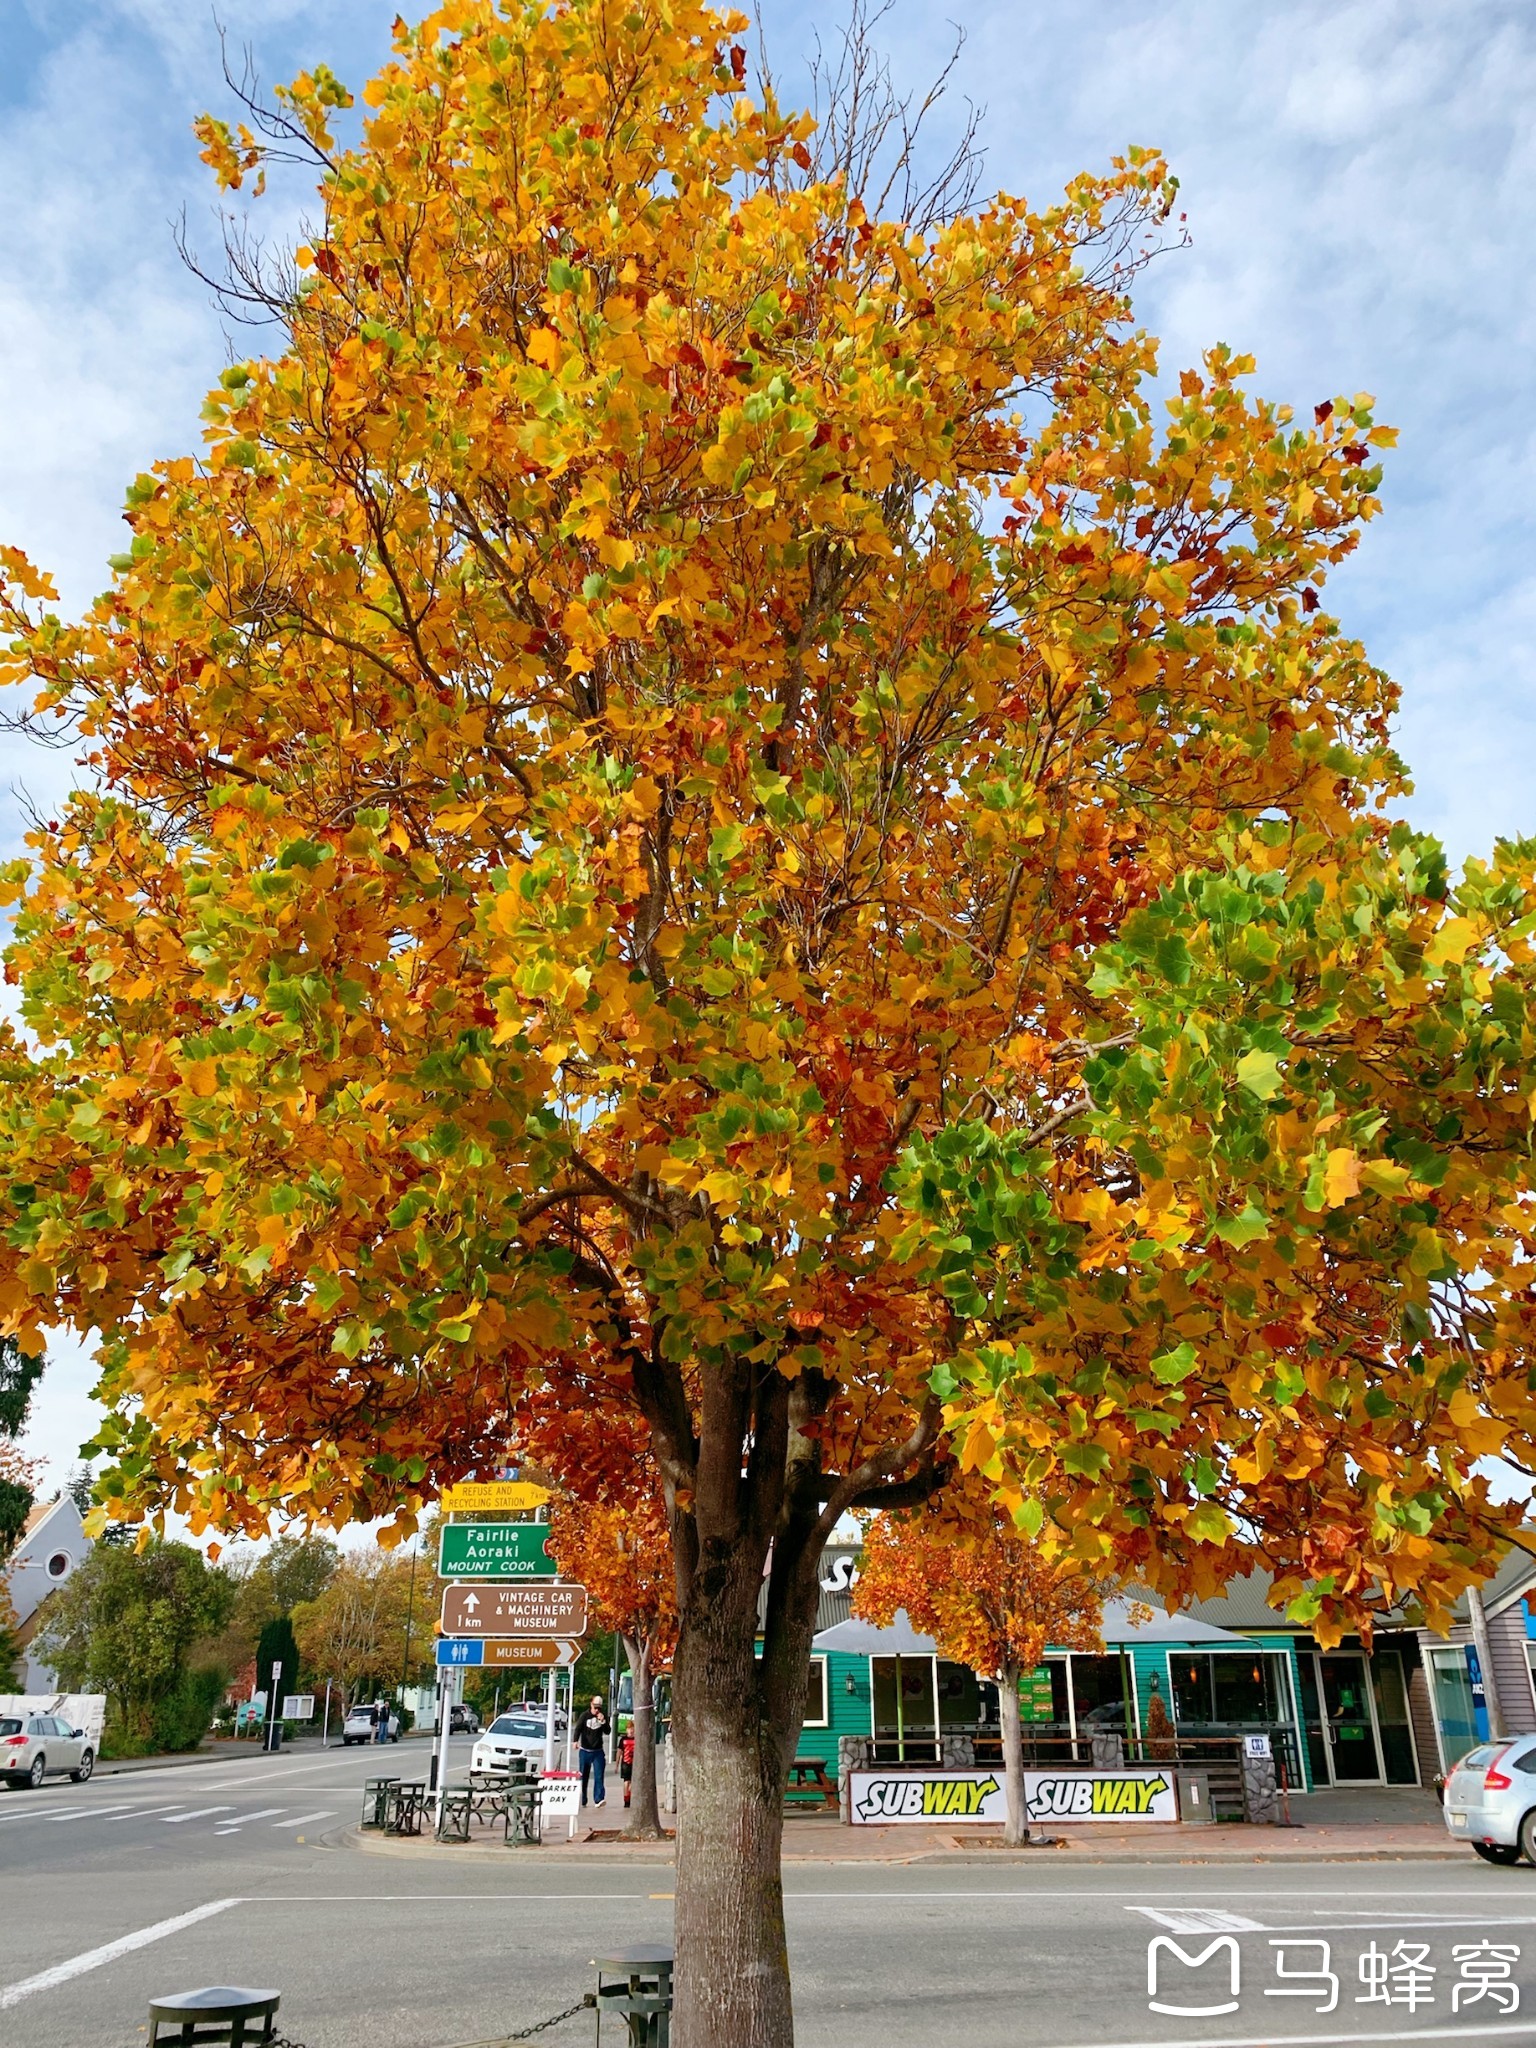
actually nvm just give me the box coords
[463,1592,480,1614]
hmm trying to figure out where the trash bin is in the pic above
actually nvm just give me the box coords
[592,1944,673,2047]
[1175,1769,1216,1824]
[147,1985,280,2046]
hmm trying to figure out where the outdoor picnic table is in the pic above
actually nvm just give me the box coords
[360,1775,402,1829]
[384,1778,429,1835]
[503,1780,544,1846]
[786,1758,837,1808]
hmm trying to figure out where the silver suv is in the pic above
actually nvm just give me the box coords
[1,1714,95,1789]
[1442,1738,1536,1862]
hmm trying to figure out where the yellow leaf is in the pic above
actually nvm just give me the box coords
[1323,1146,1361,1208]
[1424,916,1478,969]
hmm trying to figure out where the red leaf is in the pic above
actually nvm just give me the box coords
[1314,400,1333,425]
[1343,442,1368,465]
[1302,587,1320,613]
[730,43,747,82]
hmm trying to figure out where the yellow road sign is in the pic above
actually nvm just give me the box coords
[439,1480,551,1513]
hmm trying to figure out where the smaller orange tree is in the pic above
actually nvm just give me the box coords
[854,1509,1103,1843]
[547,1488,677,1838]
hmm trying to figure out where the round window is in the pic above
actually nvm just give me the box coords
[46,1552,71,1580]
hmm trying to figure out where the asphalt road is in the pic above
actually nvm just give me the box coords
[5,1745,1536,2048]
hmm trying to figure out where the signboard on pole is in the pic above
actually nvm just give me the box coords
[281,1694,315,1721]
[439,1582,587,1637]
[436,1637,580,1669]
[437,1523,557,1580]
[440,1481,551,1514]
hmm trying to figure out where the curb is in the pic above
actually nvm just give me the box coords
[343,1824,1468,1868]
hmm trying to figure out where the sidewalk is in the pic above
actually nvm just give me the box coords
[352,1786,1466,1864]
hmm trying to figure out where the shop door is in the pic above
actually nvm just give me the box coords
[1319,1653,1383,1782]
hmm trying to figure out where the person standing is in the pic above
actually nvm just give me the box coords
[375,1695,391,1744]
[576,1695,609,1807]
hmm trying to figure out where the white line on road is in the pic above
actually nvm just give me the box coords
[45,1804,143,1823]
[0,1898,241,2009]
[1067,2022,1536,2048]
[1128,1907,1267,1933]
[0,1804,74,1824]
[276,1810,335,1827]
[106,1804,185,1820]
[211,1808,286,1832]
[162,1806,234,1823]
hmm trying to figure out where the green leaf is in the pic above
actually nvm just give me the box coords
[1212,1202,1269,1247]
[1150,1340,1199,1385]
[1235,1047,1284,1099]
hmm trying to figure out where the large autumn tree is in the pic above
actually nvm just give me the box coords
[0,2,1534,2042]
[853,1508,1103,1845]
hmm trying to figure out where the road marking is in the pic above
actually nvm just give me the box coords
[1129,1907,1267,1933]
[45,1803,142,1823]
[0,1898,241,2009]
[1071,2022,1536,2048]
[277,1810,335,1827]
[0,1804,74,1824]
[106,1804,185,1821]
[212,1808,286,1832]
[162,1806,234,1823]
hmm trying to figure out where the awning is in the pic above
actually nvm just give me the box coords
[1099,1599,1254,1647]
[813,1601,1255,1658]
[812,1612,938,1656]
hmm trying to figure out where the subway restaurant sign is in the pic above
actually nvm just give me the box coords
[848,1767,1176,1825]
[437,1522,556,1579]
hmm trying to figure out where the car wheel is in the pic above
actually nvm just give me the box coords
[26,1755,45,1789]
[1473,1840,1522,1866]
[70,1749,94,1784]
[1518,1811,1536,1864]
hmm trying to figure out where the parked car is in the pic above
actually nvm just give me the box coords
[449,1703,480,1735]
[1,1714,95,1789]
[471,1713,553,1773]
[1441,1738,1536,1862]
[342,1703,400,1746]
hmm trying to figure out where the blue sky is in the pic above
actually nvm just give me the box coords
[2,0,1532,1497]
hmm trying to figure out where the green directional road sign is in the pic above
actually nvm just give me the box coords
[438,1522,557,1580]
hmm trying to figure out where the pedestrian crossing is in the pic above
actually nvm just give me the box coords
[0,1797,336,1838]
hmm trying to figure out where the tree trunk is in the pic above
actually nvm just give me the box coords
[622,1631,663,1839]
[671,1552,798,2048]
[998,1661,1029,1847]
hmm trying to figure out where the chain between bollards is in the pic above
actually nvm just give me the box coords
[508,1991,597,2039]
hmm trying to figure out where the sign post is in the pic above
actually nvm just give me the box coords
[437,1524,560,1580]
[434,1637,579,1668]
[439,1583,587,1638]
[440,1481,550,1514]
[264,1659,283,1755]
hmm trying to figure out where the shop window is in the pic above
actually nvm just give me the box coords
[1071,1653,1129,1735]
[1173,1651,1291,1728]
[938,1660,980,1729]
[803,1657,829,1728]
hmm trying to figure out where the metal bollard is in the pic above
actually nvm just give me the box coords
[590,1944,673,2047]
[147,1985,280,2046]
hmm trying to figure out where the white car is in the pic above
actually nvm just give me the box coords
[2,1713,94,1788]
[342,1703,400,1746]
[471,1712,554,1772]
